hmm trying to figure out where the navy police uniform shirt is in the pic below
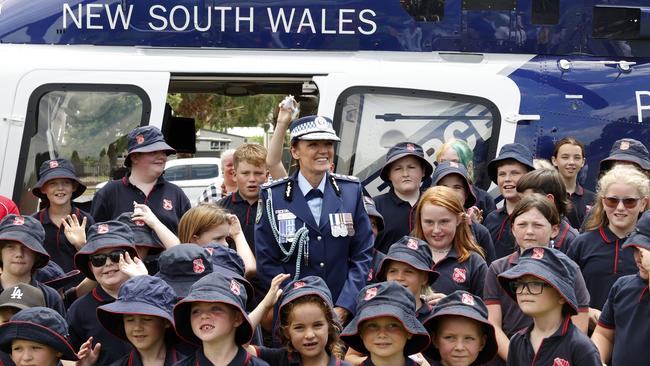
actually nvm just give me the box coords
[67,286,132,365]
[173,346,268,366]
[483,250,590,338]
[0,280,66,317]
[566,226,638,309]
[255,171,374,314]
[33,205,94,275]
[218,191,258,252]
[484,207,516,260]
[373,188,417,254]
[253,347,353,366]
[598,274,650,366]
[507,316,601,366]
[431,246,487,298]
[91,174,190,234]
[567,185,595,230]
[110,347,187,366]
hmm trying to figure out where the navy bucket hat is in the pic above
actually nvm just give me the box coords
[340,281,430,355]
[173,271,253,346]
[34,260,83,290]
[116,212,164,253]
[0,283,46,311]
[206,244,254,309]
[623,211,650,251]
[155,244,213,298]
[74,221,138,280]
[377,236,439,285]
[498,247,578,315]
[422,290,497,364]
[600,138,650,172]
[363,196,384,232]
[487,143,535,183]
[274,276,336,337]
[431,161,477,207]
[125,126,175,167]
[32,159,86,200]
[97,275,177,342]
[289,115,340,142]
[379,142,434,182]
[0,215,50,269]
[0,307,78,361]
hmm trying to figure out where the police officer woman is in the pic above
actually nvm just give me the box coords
[255,115,374,323]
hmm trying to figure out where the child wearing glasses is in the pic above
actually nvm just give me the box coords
[567,165,649,320]
[483,195,591,364]
[66,220,139,365]
[498,247,601,366]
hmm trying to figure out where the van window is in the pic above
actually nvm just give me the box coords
[191,164,219,179]
[333,87,499,194]
[164,166,189,181]
[16,85,149,212]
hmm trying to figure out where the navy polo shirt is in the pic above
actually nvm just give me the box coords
[67,286,132,365]
[484,207,517,260]
[431,247,487,298]
[484,251,590,338]
[507,316,601,366]
[174,346,269,366]
[360,358,419,366]
[91,174,190,234]
[217,191,257,253]
[0,280,66,317]
[33,205,94,275]
[373,189,418,253]
[110,347,187,366]
[253,347,352,366]
[566,226,638,309]
[566,185,596,230]
[598,274,650,366]
[552,218,578,254]
[471,221,496,265]
[471,185,497,218]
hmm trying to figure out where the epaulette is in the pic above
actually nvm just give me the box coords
[261,176,290,188]
[330,173,360,182]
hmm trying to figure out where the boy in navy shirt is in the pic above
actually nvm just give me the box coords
[592,211,650,366]
[498,247,601,366]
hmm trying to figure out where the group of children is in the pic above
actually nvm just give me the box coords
[0,113,648,366]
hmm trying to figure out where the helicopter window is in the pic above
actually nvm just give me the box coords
[592,6,642,39]
[400,0,445,22]
[532,0,560,25]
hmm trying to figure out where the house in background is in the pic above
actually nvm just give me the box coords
[195,129,246,157]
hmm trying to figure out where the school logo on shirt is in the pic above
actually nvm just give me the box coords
[192,258,205,274]
[49,160,59,169]
[461,293,475,306]
[406,238,418,250]
[136,134,145,144]
[162,199,173,211]
[230,279,241,296]
[364,287,377,301]
[12,216,24,226]
[97,224,109,234]
[553,358,570,366]
[531,247,545,260]
[452,268,467,283]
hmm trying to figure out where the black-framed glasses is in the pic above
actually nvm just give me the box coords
[603,196,641,209]
[510,280,551,295]
[89,249,126,267]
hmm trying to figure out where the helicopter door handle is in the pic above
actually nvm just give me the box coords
[504,113,540,124]
[558,59,636,72]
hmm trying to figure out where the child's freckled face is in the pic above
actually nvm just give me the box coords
[432,315,486,366]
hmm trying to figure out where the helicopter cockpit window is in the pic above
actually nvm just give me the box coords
[400,0,445,22]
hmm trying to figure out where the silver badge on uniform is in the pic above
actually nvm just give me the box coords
[329,213,354,237]
[276,209,296,243]
[255,199,263,224]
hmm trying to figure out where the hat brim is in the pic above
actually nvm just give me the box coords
[0,321,78,361]
[97,302,176,342]
[0,235,50,269]
[432,170,477,207]
[622,234,650,251]
[380,153,434,182]
[173,299,253,346]
[376,256,439,285]
[74,244,138,280]
[32,173,87,200]
[42,270,84,290]
[600,154,650,171]
[487,155,535,183]
[422,306,497,364]
[125,142,176,167]
[497,264,578,315]
[292,132,341,142]
[340,303,430,355]
[154,273,203,299]
[211,267,255,310]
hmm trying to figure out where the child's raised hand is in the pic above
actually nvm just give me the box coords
[277,95,298,127]
[426,292,447,306]
[639,247,650,273]
[118,252,148,277]
[228,214,243,237]
[262,273,291,309]
[62,214,87,250]
[132,202,159,227]
[76,336,100,366]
